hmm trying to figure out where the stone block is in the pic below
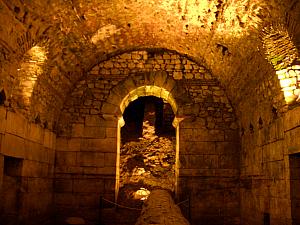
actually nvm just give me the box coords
[215,142,239,155]
[104,153,116,167]
[73,179,104,193]
[22,160,48,177]
[102,102,121,116]
[264,160,285,179]
[44,130,56,149]
[56,152,77,166]
[268,118,284,142]
[55,193,77,206]
[122,77,136,93]
[179,128,193,141]
[55,179,73,193]
[183,128,224,142]
[154,71,168,87]
[164,77,176,93]
[56,138,68,151]
[1,133,25,158]
[72,124,84,137]
[183,154,219,169]
[24,141,46,162]
[26,177,52,193]
[20,192,52,217]
[0,154,3,188]
[107,92,123,106]
[106,128,117,138]
[95,167,116,175]
[219,154,238,169]
[85,115,102,126]
[78,152,104,167]
[68,138,81,152]
[284,107,300,131]
[180,141,215,155]
[83,127,106,138]
[80,138,117,152]
[55,165,83,174]
[180,117,206,128]
[285,127,300,153]
[26,123,44,144]
[262,141,284,162]
[224,130,239,142]
[5,111,26,137]
[0,107,6,134]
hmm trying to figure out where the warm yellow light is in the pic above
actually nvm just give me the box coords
[91,24,121,44]
[19,45,47,105]
[277,65,300,104]
[159,0,262,37]
[280,78,296,88]
[120,85,177,114]
[134,188,150,201]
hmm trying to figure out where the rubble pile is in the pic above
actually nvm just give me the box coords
[118,117,176,206]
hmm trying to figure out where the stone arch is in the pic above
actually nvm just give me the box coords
[101,70,194,120]
[101,71,194,200]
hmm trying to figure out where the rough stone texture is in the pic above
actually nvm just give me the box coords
[238,73,300,224]
[135,189,190,225]
[1,0,298,126]
[54,50,238,225]
[58,50,235,135]
[1,1,300,225]
[0,106,56,225]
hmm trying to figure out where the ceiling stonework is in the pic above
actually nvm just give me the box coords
[0,0,299,128]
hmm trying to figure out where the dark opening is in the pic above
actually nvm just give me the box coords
[119,96,176,209]
[0,156,23,223]
[290,153,300,225]
[121,96,175,142]
[0,89,6,105]
[263,213,270,225]
[4,156,23,177]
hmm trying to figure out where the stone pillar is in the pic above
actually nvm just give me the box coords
[135,189,190,225]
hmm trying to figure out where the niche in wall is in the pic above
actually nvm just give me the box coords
[0,156,23,223]
[0,89,6,105]
[4,156,23,177]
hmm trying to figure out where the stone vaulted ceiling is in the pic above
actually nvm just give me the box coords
[0,0,299,128]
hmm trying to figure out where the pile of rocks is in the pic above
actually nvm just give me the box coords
[118,117,176,206]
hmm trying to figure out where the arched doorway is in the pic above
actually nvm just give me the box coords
[118,96,176,206]
[101,72,193,204]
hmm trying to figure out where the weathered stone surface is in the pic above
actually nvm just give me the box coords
[135,189,190,225]
[1,1,300,224]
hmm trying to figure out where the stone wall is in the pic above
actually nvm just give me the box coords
[56,50,240,225]
[54,117,117,223]
[238,69,300,224]
[0,106,56,225]
[177,117,240,225]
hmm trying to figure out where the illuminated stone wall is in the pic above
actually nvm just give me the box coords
[0,106,56,225]
[55,50,239,224]
[178,113,239,224]
[238,68,300,224]
[276,64,300,104]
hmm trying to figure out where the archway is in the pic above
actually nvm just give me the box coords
[101,71,193,202]
[114,85,182,204]
[118,95,176,206]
